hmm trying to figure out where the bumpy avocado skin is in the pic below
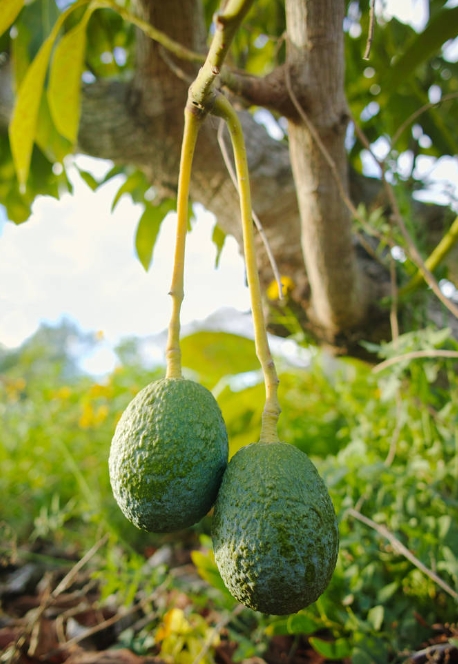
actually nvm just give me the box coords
[109,378,228,533]
[212,442,339,615]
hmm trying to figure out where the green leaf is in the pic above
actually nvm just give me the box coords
[111,169,150,210]
[9,33,55,188]
[48,5,95,143]
[36,94,72,163]
[376,581,399,603]
[0,0,24,38]
[77,168,99,191]
[180,331,259,388]
[386,7,458,91]
[367,605,384,632]
[100,164,125,184]
[5,187,31,223]
[135,200,174,271]
[191,549,236,606]
[309,636,352,659]
[11,14,32,88]
[286,612,319,635]
[261,612,321,638]
[8,0,90,188]
[211,223,226,268]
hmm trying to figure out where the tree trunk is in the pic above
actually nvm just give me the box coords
[285,0,368,336]
[4,0,454,355]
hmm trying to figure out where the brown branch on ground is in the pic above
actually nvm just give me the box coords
[348,508,458,600]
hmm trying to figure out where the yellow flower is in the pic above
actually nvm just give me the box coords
[266,275,295,301]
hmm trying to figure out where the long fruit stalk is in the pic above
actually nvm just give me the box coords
[165,108,203,379]
[213,93,281,443]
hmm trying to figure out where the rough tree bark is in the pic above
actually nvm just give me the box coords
[285,0,367,334]
[102,0,391,354]
[0,0,454,355]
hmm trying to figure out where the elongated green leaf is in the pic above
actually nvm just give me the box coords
[0,0,24,38]
[48,6,95,143]
[286,612,319,636]
[265,612,319,637]
[367,605,384,632]
[309,637,352,660]
[36,94,72,162]
[180,331,259,388]
[111,169,150,210]
[8,0,91,188]
[9,35,55,188]
[191,549,236,605]
[77,168,99,191]
[212,222,226,268]
[386,7,458,91]
[135,200,174,271]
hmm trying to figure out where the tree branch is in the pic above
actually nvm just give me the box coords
[2,0,456,354]
[285,0,369,333]
[373,349,458,374]
[399,215,458,296]
[348,508,458,600]
[221,64,300,118]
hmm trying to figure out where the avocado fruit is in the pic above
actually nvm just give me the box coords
[212,441,339,614]
[109,377,228,533]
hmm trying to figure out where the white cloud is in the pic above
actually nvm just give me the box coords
[0,159,250,350]
[381,0,429,32]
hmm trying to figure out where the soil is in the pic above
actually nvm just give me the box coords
[1,541,457,664]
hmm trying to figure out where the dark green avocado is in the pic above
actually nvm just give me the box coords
[212,441,339,614]
[109,377,228,533]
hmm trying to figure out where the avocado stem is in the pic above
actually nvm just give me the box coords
[166,107,203,379]
[212,93,281,443]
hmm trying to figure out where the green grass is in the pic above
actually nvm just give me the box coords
[1,321,457,662]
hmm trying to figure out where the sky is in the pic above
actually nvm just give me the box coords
[1,0,457,373]
[0,156,251,371]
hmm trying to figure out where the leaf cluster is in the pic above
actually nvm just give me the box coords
[2,0,458,281]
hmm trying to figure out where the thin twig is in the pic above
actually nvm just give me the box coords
[348,508,458,600]
[353,120,458,319]
[159,46,194,84]
[399,215,458,296]
[389,228,400,343]
[285,67,359,222]
[52,534,109,597]
[191,605,244,664]
[217,119,285,300]
[363,0,376,61]
[391,92,458,149]
[98,0,205,64]
[43,579,170,658]
[384,182,458,319]
[404,641,458,664]
[385,390,403,467]
[373,349,458,373]
[284,64,386,265]
[6,535,109,664]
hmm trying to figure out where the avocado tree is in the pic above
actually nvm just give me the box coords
[1,0,458,355]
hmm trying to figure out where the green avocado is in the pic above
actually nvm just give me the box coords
[211,441,339,615]
[109,377,228,533]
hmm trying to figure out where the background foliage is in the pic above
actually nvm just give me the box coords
[2,0,458,282]
[1,320,457,662]
[1,0,458,662]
